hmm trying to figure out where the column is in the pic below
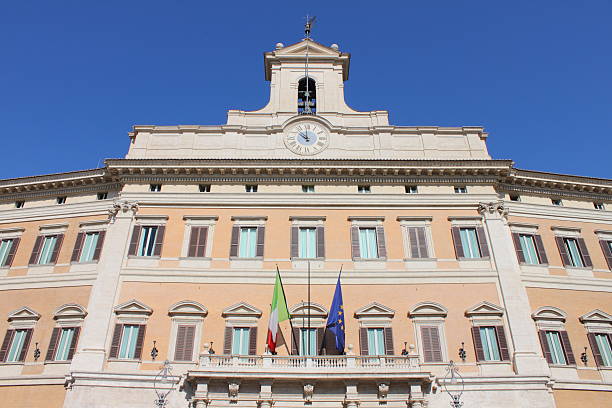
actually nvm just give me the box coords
[478,201,549,376]
[69,199,138,371]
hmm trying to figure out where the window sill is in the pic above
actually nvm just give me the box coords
[179,257,212,261]
[69,261,99,265]
[0,362,24,366]
[107,358,142,363]
[127,255,160,260]
[476,360,510,365]
[230,258,263,269]
[229,257,263,260]
[28,263,56,267]
[43,360,71,365]
[457,257,490,261]
[353,258,387,262]
[291,257,325,261]
[565,266,594,278]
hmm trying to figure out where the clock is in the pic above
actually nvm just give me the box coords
[283,122,330,155]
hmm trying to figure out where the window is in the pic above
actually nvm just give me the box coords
[297,77,316,114]
[239,227,258,258]
[118,325,141,359]
[594,202,605,210]
[563,238,584,267]
[137,226,159,257]
[420,326,443,362]
[479,327,501,361]
[150,184,162,192]
[187,226,208,258]
[30,234,63,265]
[231,327,251,355]
[298,227,317,258]
[53,328,77,361]
[15,201,24,209]
[454,186,467,194]
[302,185,315,193]
[509,195,521,202]
[173,325,196,361]
[300,328,317,356]
[97,192,108,200]
[56,197,66,205]
[4,329,31,362]
[357,185,371,193]
[405,226,429,259]
[459,228,480,258]
[77,232,102,262]
[199,184,211,193]
[551,199,562,206]
[545,331,567,365]
[592,333,612,367]
[358,228,379,259]
[0,239,17,267]
[367,328,386,355]
[405,185,418,194]
[519,234,540,265]
[245,185,258,193]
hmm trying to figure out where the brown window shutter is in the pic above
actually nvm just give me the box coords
[316,226,325,258]
[29,236,44,265]
[471,326,485,361]
[576,238,592,268]
[383,327,394,355]
[495,326,510,361]
[421,326,442,362]
[229,226,240,257]
[316,327,324,356]
[183,325,196,361]
[323,329,341,355]
[3,238,20,267]
[49,234,64,264]
[376,226,387,259]
[153,226,165,257]
[416,227,428,258]
[196,227,208,257]
[451,227,464,259]
[350,226,360,259]
[248,327,258,355]
[128,226,141,256]
[71,232,85,262]
[109,324,123,359]
[559,330,576,365]
[534,234,548,264]
[587,333,605,367]
[18,328,33,362]
[0,330,15,362]
[45,327,61,361]
[133,325,146,359]
[290,227,299,259]
[223,327,233,354]
[291,327,300,355]
[408,227,419,258]
[256,226,265,257]
[359,327,368,355]
[174,325,196,361]
[511,233,525,263]
[600,240,612,270]
[555,237,571,266]
[187,227,200,258]
[476,227,489,258]
[67,327,80,361]
[92,231,106,261]
[538,330,553,363]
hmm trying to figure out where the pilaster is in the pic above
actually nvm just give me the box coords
[478,201,550,376]
[69,199,137,371]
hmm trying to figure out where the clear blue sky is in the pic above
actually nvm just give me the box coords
[1,1,611,179]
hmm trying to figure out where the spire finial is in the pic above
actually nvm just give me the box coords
[304,15,316,39]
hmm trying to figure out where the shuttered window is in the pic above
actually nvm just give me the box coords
[519,235,539,265]
[367,328,385,355]
[512,233,548,265]
[479,327,501,361]
[545,331,567,365]
[54,328,78,361]
[406,227,429,259]
[137,227,159,257]
[459,228,480,258]
[299,228,317,258]
[187,227,208,258]
[589,333,612,367]
[231,327,251,355]
[359,228,378,259]
[299,328,317,356]
[119,325,141,359]
[174,325,196,361]
[1,329,32,363]
[0,239,18,267]
[420,326,443,362]
[556,236,592,268]
[79,232,100,262]
[600,240,612,270]
[238,227,258,258]
[565,238,584,267]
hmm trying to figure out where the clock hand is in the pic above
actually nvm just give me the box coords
[299,132,310,142]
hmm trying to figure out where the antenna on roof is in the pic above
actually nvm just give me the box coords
[304,15,316,39]
[301,15,317,115]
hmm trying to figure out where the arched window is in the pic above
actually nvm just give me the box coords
[298,77,316,114]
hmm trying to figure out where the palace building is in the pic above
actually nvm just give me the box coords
[0,37,611,408]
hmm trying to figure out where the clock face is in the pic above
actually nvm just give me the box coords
[284,122,330,155]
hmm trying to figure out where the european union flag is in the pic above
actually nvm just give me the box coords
[326,273,345,354]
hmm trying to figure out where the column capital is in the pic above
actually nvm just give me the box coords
[477,201,508,220]
[108,199,138,222]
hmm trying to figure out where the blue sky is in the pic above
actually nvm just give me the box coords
[1,1,611,179]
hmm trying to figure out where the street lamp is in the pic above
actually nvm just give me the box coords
[153,360,176,408]
[442,360,464,408]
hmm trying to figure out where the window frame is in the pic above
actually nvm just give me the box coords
[357,185,371,194]
[181,216,217,261]
[245,185,258,193]
[409,302,448,364]
[398,217,434,261]
[129,216,168,259]
[532,306,576,367]
[167,300,207,363]
[0,227,23,269]
[1,306,40,364]
[110,300,152,362]
[149,184,162,192]
[405,185,418,194]
[46,304,86,363]
[221,302,262,355]
[302,185,315,193]
[454,186,467,194]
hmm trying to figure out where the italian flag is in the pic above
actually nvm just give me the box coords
[266,270,291,353]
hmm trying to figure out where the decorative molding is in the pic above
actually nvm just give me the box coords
[531,306,567,322]
[579,309,612,325]
[222,302,262,318]
[465,301,504,318]
[408,302,448,318]
[168,300,208,317]
[354,302,395,319]
[377,382,389,400]
[303,383,314,403]
[228,382,240,402]
[290,302,328,319]
[108,199,139,222]
[113,299,153,316]
[478,201,508,219]
[7,306,41,322]
[54,303,87,320]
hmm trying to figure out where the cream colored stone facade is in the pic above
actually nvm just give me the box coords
[0,39,610,408]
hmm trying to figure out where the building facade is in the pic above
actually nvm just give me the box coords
[0,39,611,408]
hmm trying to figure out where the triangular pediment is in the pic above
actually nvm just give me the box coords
[409,302,448,318]
[354,302,395,318]
[168,300,208,317]
[275,39,340,57]
[532,306,566,322]
[579,309,612,324]
[54,303,87,320]
[465,301,504,317]
[114,299,153,316]
[290,302,328,318]
[222,301,262,318]
[8,306,41,322]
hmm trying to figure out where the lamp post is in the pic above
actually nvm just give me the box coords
[442,360,464,408]
[153,360,176,408]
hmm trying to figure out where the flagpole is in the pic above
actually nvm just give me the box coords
[276,265,300,355]
[307,260,311,356]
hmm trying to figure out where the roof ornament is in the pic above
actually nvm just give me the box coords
[304,15,316,39]
[301,15,317,115]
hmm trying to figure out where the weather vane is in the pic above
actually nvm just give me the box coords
[304,15,316,39]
